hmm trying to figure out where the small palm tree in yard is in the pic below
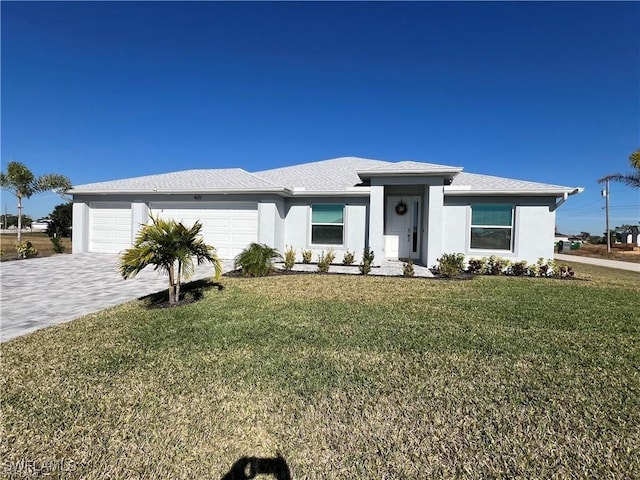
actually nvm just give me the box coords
[234,242,282,277]
[119,216,222,305]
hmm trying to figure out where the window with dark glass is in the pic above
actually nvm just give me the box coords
[311,204,344,245]
[470,204,513,251]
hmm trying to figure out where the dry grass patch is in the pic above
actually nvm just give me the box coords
[564,243,640,263]
[0,232,71,261]
[1,265,638,478]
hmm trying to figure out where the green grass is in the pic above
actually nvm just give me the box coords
[1,264,638,478]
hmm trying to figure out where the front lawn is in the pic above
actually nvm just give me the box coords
[1,264,638,478]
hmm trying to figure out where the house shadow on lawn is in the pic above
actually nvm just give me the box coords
[220,454,291,480]
[139,278,224,309]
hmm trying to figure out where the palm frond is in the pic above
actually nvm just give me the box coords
[598,172,640,188]
[234,242,282,277]
[119,215,223,302]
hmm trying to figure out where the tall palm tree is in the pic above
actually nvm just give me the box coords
[119,216,222,304]
[598,149,640,188]
[0,161,72,242]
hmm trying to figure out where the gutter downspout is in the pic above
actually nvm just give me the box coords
[553,188,584,211]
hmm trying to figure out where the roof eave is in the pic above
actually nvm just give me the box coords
[70,187,292,196]
[289,187,371,197]
[444,187,582,197]
[357,167,463,178]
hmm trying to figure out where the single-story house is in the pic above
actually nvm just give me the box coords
[70,156,583,267]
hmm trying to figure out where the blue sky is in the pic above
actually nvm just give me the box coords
[2,1,638,234]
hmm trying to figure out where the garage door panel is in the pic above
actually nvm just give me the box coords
[89,203,133,253]
[232,218,257,228]
[149,202,258,259]
[232,233,257,245]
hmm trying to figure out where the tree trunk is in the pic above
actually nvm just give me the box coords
[17,194,22,243]
[175,260,182,304]
[168,264,176,304]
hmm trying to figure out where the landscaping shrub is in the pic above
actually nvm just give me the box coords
[50,236,66,254]
[510,260,528,276]
[403,259,415,277]
[437,253,465,278]
[342,251,356,266]
[467,258,484,274]
[317,248,336,273]
[15,241,38,259]
[463,256,576,279]
[536,257,552,277]
[485,255,510,275]
[301,249,313,264]
[556,264,575,279]
[234,243,282,277]
[283,246,296,271]
[359,247,375,275]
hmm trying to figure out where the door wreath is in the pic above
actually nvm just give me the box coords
[395,201,408,215]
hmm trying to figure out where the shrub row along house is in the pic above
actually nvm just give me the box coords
[70,157,583,266]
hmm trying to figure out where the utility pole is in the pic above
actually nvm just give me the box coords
[602,178,611,253]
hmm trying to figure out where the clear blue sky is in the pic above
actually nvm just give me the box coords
[2,1,638,235]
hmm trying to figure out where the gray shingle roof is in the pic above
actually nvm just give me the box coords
[70,157,579,196]
[449,172,576,194]
[254,156,392,191]
[358,160,462,175]
[70,168,283,193]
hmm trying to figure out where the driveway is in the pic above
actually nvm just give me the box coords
[0,254,234,343]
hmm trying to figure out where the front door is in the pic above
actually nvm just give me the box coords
[386,196,421,260]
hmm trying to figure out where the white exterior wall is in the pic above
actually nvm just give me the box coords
[131,201,149,238]
[257,198,286,253]
[283,199,368,264]
[425,184,445,267]
[258,202,278,247]
[72,202,89,253]
[441,203,467,257]
[368,185,385,266]
[441,196,558,264]
[514,205,556,262]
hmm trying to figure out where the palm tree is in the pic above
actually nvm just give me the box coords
[234,242,282,277]
[0,161,72,242]
[598,149,640,188]
[119,216,222,304]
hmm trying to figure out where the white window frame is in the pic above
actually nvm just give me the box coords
[469,204,515,252]
[310,204,345,246]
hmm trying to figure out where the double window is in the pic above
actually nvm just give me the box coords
[470,204,514,251]
[311,204,344,245]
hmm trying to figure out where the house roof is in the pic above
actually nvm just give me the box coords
[254,156,390,192]
[447,172,580,195]
[70,156,581,197]
[357,160,463,177]
[69,168,285,194]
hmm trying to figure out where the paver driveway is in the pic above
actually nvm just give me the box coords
[0,254,233,342]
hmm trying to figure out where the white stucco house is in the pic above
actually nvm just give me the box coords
[70,156,583,267]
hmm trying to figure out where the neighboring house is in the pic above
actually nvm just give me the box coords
[30,219,51,233]
[70,156,583,266]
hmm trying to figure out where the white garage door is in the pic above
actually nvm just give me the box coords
[89,202,133,253]
[149,202,258,259]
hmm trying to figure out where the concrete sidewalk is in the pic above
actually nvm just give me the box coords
[555,254,640,272]
[1,254,234,343]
